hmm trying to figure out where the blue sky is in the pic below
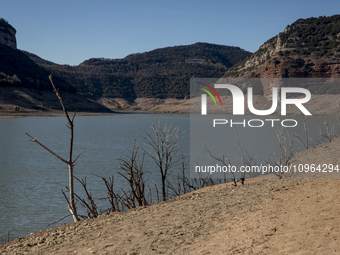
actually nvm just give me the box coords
[1,0,340,65]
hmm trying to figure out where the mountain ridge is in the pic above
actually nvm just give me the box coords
[28,42,251,99]
[3,16,340,114]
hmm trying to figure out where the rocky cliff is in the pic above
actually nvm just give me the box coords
[0,18,16,49]
[224,15,340,96]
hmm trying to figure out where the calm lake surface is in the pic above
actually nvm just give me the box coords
[0,113,337,239]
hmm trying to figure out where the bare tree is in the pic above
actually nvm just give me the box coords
[93,175,121,213]
[25,75,81,222]
[71,176,98,219]
[232,125,245,184]
[199,132,237,186]
[142,121,184,201]
[118,140,148,208]
[166,154,228,197]
[166,152,189,197]
[294,119,311,149]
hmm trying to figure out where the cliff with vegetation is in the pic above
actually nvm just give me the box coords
[0,18,16,49]
[0,19,74,93]
[0,20,111,114]
[224,15,340,96]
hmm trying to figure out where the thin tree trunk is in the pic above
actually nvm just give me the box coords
[162,176,166,201]
[26,75,80,222]
[68,119,78,221]
[69,165,78,222]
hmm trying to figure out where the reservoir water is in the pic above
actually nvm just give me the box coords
[0,113,337,239]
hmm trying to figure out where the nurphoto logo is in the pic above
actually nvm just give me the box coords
[200,83,312,128]
[200,84,312,116]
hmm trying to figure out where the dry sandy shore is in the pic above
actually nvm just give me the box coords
[1,136,340,254]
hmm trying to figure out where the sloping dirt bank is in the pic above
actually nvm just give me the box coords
[0,87,111,116]
[1,137,340,254]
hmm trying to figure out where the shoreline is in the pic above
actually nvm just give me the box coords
[1,123,340,253]
[0,109,339,118]
[1,93,340,117]
[2,177,340,254]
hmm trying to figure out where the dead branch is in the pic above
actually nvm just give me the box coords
[25,132,68,164]
[232,125,245,185]
[73,176,98,218]
[118,140,148,207]
[46,214,73,228]
[294,119,310,149]
[198,126,237,186]
[91,174,122,213]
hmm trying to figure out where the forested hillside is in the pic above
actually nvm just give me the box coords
[0,44,75,93]
[28,43,251,98]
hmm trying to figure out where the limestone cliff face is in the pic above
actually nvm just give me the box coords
[224,15,340,96]
[224,31,287,78]
[0,19,17,49]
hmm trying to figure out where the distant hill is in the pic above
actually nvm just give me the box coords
[27,43,252,98]
[22,50,57,66]
[224,15,340,95]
